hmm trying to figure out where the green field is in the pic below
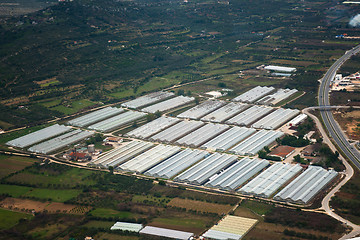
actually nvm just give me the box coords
[150,217,207,229]
[0,154,38,178]
[0,208,33,230]
[51,99,96,115]
[0,184,32,197]
[241,200,274,216]
[6,167,96,188]
[23,188,81,202]
[89,208,136,219]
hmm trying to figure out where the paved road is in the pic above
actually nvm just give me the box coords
[318,44,360,171]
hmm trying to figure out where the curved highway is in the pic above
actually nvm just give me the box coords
[319,44,360,171]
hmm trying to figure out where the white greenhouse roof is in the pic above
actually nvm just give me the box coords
[28,129,94,154]
[225,105,273,127]
[110,222,143,232]
[206,158,269,190]
[201,126,256,152]
[264,65,297,72]
[6,124,71,148]
[232,86,275,103]
[288,113,307,126]
[125,116,180,139]
[140,226,194,240]
[251,108,300,130]
[88,110,146,132]
[145,148,209,179]
[67,107,124,127]
[149,120,205,143]
[141,95,194,113]
[175,153,237,185]
[256,88,298,106]
[229,130,284,156]
[119,144,181,173]
[201,102,249,123]
[121,91,175,109]
[239,163,302,198]
[274,166,337,204]
[175,123,229,148]
[202,229,242,240]
[177,99,226,120]
[89,140,154,168]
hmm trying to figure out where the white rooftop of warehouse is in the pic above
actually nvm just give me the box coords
[110,222,143,232]
[140,226,194,240]
[264,65,297,72]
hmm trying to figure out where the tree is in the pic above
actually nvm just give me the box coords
[108,166,114,174]
[177,89,185,96]
[218,82,226,88]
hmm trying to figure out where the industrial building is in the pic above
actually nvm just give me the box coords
[125,116,180,139]
[67,107,124,127]
[229,130,284,156]
[274,166,338,204]
[225,105,273,127]
[28,129,94,154]
[205,158,269,191]
[177,99,226,120]
[264,65,297,73]
[175,153,238,185]
[89,140,154,168]
[139,226,194,240]
[88,110,147,132]
[6,124,71,148]
[239,163,302,198]
[119,144,181,173]
[110,222,143,232]
[256,88,298,106]
[175,123,229,148]
[202,215,258,240]
[201,126,256,152]
[141,95,194,113]
[251,108,300,130]
[201,102,249,123]
[145,148,209,179]
[149,120,205,143]
[121,91,175,109]
[232,86,275,103]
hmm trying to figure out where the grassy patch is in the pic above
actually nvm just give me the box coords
[132,194,171,207]
[240,200,274,216]
[89,208,136,219]
[0,184,32,197]
[167,198,233,214]
[0,154,38,178]
[83,220,114,229]
[23,189,81,202]
[0,208,33,230]
[52,99,96,115]
[94,232,139,240]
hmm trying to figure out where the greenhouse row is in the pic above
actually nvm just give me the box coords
[175,123,229,148]
[145,148,209,179]
[177,99,226,120]
[28,129,94,154]
[141,95,194,113]
[205,158,269,190]
[201,126,256,152]
[149,120,204,143]
[256,88,298,106]
[175,153,237,185]
[90,140,154,168]
[121,91,175,109]
[251,108,300,130]
[239,162,303,198]
[88,110,147,132]
[6,124,71,148]
[274,166,338,204]
[232,86,275,103]
[119,144,181,173]
[125,116,180,139]
[67,107,124,127]
[229,130,284,156]
[201,102,249,123]
[225,105,273,127]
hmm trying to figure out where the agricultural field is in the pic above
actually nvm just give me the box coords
[0,208,33,230]
[0,154,38,178]
[167,198,233,215]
